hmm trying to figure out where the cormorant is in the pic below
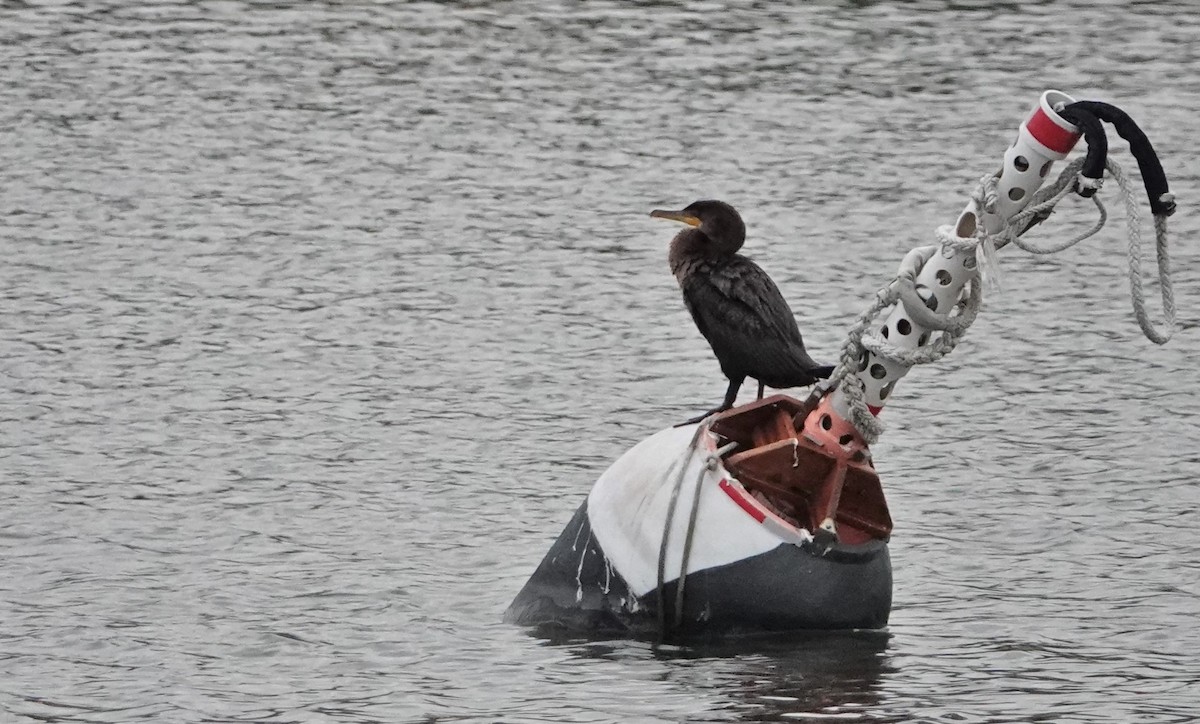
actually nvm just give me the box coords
[651,199,834,424]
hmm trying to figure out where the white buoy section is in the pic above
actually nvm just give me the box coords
[831,90,1083,421]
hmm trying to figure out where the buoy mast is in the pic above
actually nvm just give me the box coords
[831,90,1083,423]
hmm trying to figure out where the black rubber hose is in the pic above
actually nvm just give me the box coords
[1065,100,1175,216]
[1057,105,1107,196]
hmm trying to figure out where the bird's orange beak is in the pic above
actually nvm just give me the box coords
[650,209,701,227]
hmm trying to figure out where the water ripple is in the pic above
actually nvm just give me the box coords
[2,0,1199,722]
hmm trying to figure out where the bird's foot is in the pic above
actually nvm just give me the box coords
[674,405,729,428]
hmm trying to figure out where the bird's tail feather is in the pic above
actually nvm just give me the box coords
[810,365,835,380]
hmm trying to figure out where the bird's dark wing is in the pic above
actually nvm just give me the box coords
[681,256,826,386]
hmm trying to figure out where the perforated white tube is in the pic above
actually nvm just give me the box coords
[832,91,1081,420]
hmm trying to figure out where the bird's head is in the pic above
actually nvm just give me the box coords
[650,199,746,254]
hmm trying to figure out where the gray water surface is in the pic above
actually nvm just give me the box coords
[3,1,1199,722]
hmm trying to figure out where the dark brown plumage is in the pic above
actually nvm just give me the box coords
[651,199,833,423]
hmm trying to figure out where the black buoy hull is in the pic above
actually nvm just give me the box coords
[504,500,891,635]
[503,502,639,633]
[653,533,892,633]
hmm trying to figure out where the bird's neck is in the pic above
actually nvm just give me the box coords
[669,228,739,282]
[672,229,744,277]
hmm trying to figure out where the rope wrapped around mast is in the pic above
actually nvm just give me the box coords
[829,154,1177,443]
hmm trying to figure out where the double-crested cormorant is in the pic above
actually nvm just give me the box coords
[651,199,833,424]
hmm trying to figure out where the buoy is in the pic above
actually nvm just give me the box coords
[503,396,893,635]
[505,90,1175,636]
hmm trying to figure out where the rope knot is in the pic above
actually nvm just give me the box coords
[976,174,1001,215]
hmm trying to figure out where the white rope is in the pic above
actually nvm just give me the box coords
[830,156,1177,442]
[1114,163,1177,344]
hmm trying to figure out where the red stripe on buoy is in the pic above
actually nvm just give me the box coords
[719,478,766,522]
[1025,106,1080,155]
